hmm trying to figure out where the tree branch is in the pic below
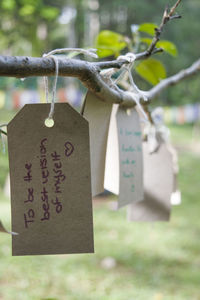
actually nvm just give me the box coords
[0,51,166,107]
[0,0,197,109]
[146,0,182,57]
[0,49,161,78]
[0,55,199,107]
[144,58,200,101]
[0,55,136,105]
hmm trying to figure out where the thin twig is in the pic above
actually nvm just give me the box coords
[142,104,154,125]
[169,0,182,17]
[0,124,7,136]
[146,0,182,57]
[135,48,164,60]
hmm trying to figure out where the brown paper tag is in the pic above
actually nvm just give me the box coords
[104,105,143,208]
[83,92,112,197]
[8,103,94,256]
[127,142,173,222]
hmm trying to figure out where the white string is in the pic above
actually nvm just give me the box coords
[43,48,98,59]
[144,107,171,154]
[47,55,59,119]
[127,70,148,121]
[43,54,59,120]
[147,124,159,153]
[114,53,136,84]
[43,76,49,103]
[0,124,7,153]
[115,53,148,121]
[43,48,98,119]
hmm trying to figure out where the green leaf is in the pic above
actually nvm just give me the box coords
[40,7,59,20]
[95,30,127,58]
[135,58,166,85]
[96,47,118,58]
[19,5,35,16]
[138,23,158,36]
[140,37,152,46]
[157,40,178,56]
[1,0,16,10]
[140,38,177,56]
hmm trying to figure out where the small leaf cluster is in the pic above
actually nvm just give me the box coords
[95,23,178,86]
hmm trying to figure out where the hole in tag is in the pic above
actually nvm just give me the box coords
[126,109,132,116]
[44,118,54,128]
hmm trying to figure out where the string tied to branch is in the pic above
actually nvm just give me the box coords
[43,48,98,120]
[116,53,148,121]
[100,52,148,121]
[0,123,7,153]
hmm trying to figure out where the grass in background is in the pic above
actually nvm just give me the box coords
[0,119,200,300]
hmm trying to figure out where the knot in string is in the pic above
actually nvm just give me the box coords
[117,52,136,64]
[114,53,136,84]
[116,53,148,121]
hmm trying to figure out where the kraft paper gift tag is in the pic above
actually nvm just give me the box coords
[83,92,112,197]
[104,104,144,208]
[127,142,174,222]
[7,103,94,256]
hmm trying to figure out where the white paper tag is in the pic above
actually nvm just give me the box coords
[83,92,112,197]
[104,104,119,195]
[104,105,144,208]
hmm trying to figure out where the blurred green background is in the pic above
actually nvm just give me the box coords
[0,0,200,299]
